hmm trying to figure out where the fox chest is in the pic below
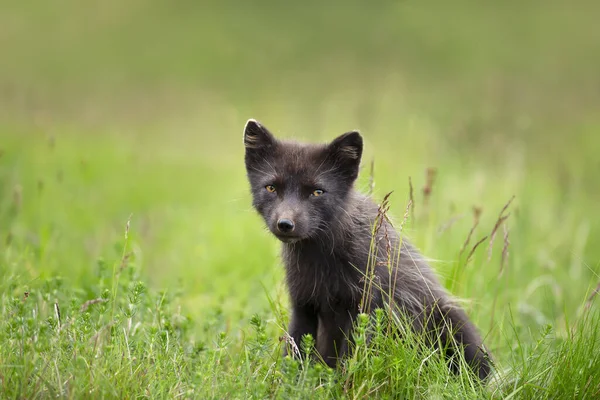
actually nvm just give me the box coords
[283,253,362,308]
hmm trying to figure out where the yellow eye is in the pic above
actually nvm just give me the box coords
[312,189,324,197]
[265,185,276,193]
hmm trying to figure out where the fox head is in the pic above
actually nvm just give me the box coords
[243,119,363,243]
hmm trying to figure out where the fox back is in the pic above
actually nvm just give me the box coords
[243,119,491,380]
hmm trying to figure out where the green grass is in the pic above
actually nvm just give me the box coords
[2,0,600,398]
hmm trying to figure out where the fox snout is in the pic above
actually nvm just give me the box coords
[272,212,300,238]
[270,207,307,242]
[276,218,295,233]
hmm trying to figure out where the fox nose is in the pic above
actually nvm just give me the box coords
[277,218,295,233]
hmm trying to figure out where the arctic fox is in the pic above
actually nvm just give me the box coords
[243,119,491,379]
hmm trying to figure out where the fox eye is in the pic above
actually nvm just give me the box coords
[265,185,276,193]
[311,189,324,197]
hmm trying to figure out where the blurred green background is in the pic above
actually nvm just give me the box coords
[2,0,599,351]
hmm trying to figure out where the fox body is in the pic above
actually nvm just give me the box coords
[243,119,491,379]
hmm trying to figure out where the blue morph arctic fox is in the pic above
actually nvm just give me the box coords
[243,119,491,380]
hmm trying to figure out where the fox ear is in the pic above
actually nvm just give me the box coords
[328,131,363,180]
[244,119,276,149]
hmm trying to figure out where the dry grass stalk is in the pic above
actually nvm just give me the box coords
[490,222,511,330]
[125,214,132,240]
[279,333,301,358]
[118,214,134,272]
[585,281,600,310]
[460,206,482,257]
[54,302,61,330]
[376,191,394,231]
[408,176,415,224]
[120,252,133,272]
[361,191,394,314]
[422,167,437,207]
[388,198,414,330]
[466,235,488,266]
[487,195,515,261]
[400,199,412,233]
[500,222,510,275]
[375,192,394,267]
[80,298,109,313]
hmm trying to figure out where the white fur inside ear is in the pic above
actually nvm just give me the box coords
[331,131,362,160]
[243,118,275,149]
[243,119,260,143]
[339,145,360,159]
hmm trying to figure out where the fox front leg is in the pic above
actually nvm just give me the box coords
[283,304,319,359]
[316,307,357,368]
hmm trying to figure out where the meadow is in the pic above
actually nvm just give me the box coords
[1,1,600,398]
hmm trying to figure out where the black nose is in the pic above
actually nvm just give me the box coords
[277,218,295,233]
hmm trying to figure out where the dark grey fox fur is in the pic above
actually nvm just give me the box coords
[243,119,491,379]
